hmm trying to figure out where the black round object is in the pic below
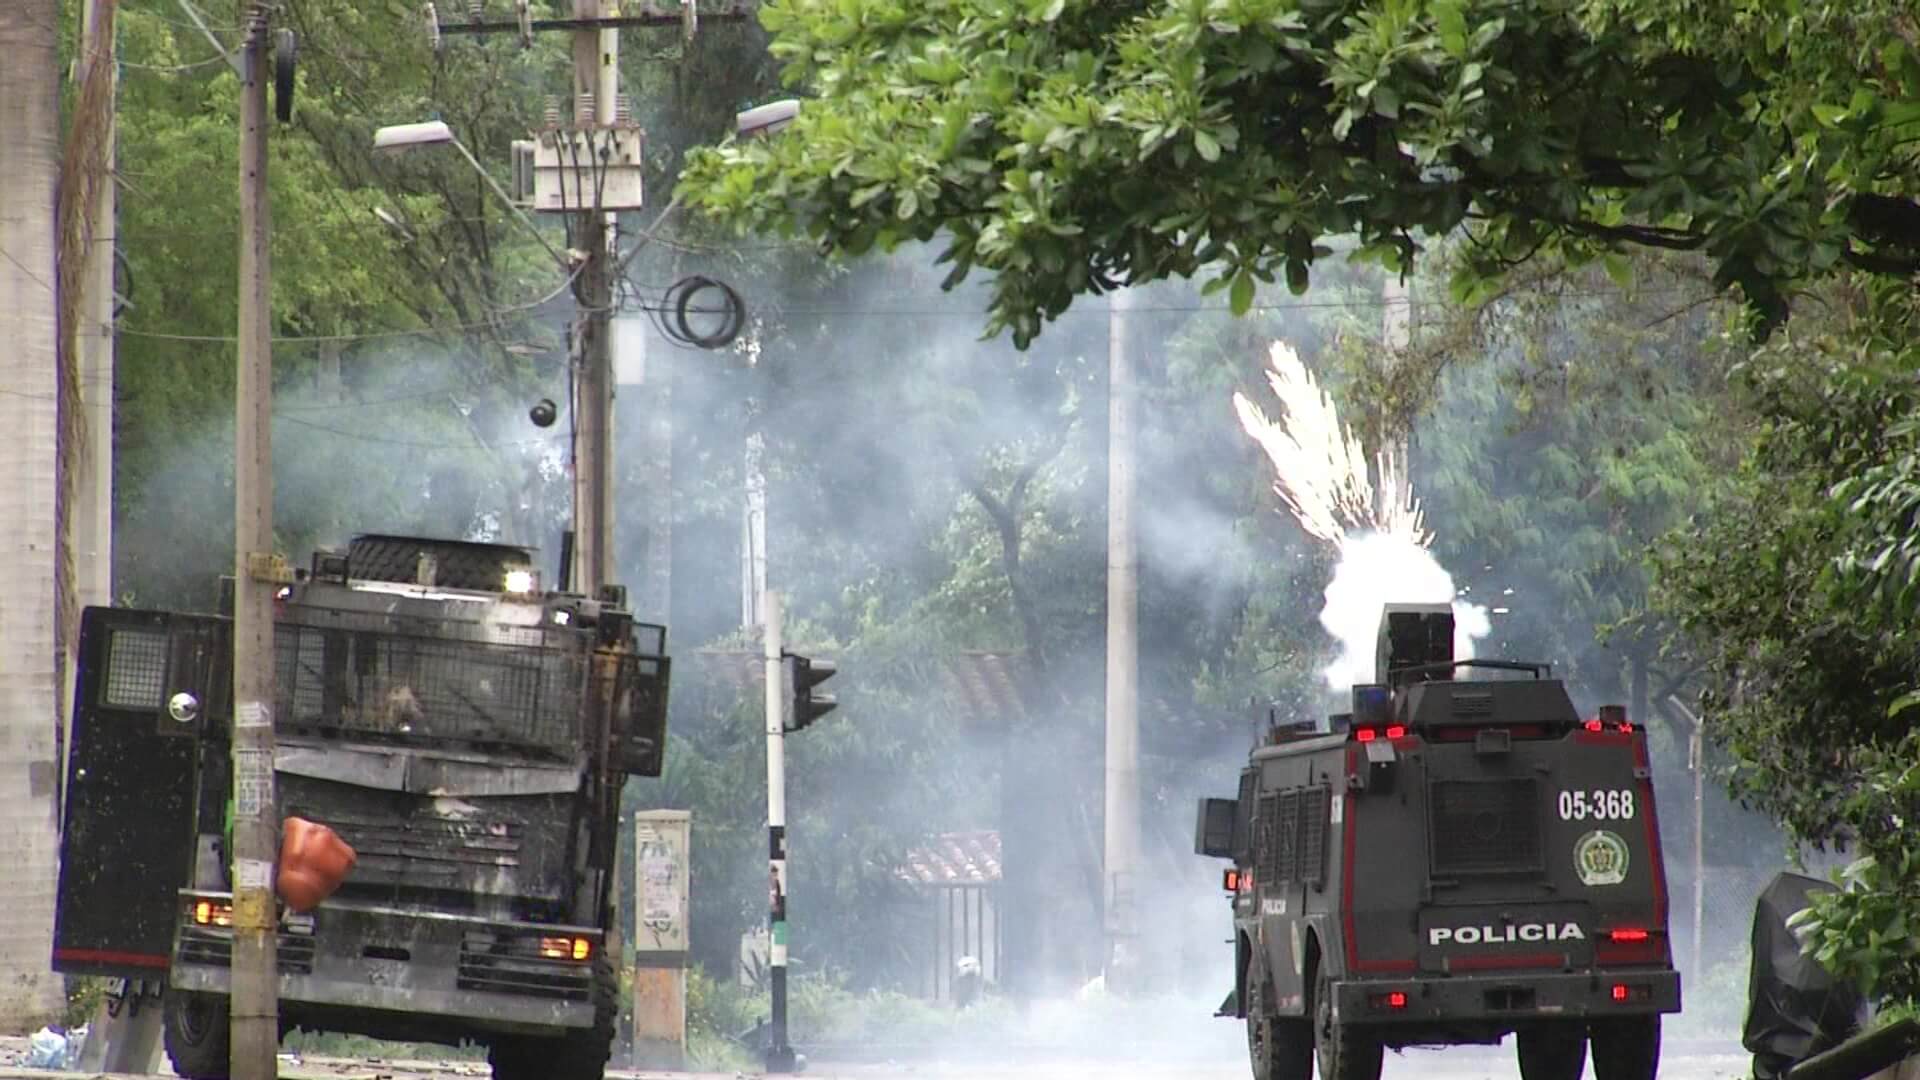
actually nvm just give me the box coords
[1517,1023,1589,1080]
[162,992,232,1080]
[663,275,745,350]
[530,398,558,428]
[488,943,616,1080]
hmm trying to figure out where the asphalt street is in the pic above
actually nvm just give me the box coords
[0,1033,1754,1080]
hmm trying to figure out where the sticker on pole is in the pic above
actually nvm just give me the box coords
[234,858,273,890]
[1573,829,1630,886]
[236,700,272,730]
[235,748,276,817]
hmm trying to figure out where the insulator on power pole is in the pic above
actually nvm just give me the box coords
[542,96,561,129]
[574,92,594,127]
[423,3,442,51]
[616,94,633,125]
[468,0,483,19]
[516,0,532,47]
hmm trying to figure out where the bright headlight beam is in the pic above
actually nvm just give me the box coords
[504,570,535,593]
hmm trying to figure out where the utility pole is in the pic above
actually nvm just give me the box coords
[229,6,281,1077]
[0,0,70,1031]
[72,0,117,664]
[742,425,767,628]
[1103,288,1139,990]
[761,590,796,1072]
[569,0,618,597]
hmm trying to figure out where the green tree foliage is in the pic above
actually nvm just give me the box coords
[678,0,1920,346]
[1650,279,1920,1002]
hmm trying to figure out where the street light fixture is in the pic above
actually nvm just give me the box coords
[371,120,573,270]
[736,99,800,139]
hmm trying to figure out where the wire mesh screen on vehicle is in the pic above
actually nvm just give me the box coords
[1255,793,1282,882]
[1256,788,1329,884]
[103,628,169,710]
[1299,786,1331,886]
[274,621,587,754]
[1234,772,1257,864]
[1429,778,1544,876]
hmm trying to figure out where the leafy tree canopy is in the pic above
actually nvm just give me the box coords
[678,0,1920,346]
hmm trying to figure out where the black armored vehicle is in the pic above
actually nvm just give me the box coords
[1196,603,1680,1080]
[51,535,669,1080]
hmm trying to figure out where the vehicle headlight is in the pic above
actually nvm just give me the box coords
[504,570,535,594]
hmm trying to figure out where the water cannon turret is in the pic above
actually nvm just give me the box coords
[1376,602,1454,686]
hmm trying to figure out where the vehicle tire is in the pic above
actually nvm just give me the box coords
[1518,1023,1589,1080]
[1313,972,1384,1080]
[489,947,616,1080]
[162,991,233,1080]
[1589,1014,1661,1080]
[1248,975,1314,1080]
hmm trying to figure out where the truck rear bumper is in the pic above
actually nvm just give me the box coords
[170,892,598,1034]
[1334,969,1681,1026]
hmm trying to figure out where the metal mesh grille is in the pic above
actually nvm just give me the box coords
[1430,778,1543,875]
[274,621,586,754]
[1273,791,1301,880]
[103,628,168,710]
[1300,787,1330,886]
[1234,772,1257,863]
[1255,794,1281,882]
[289,805,523,881]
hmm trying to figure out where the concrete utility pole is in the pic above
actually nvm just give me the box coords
[741,425,767,628]
[229,6,282,1077]
[73,0,117,646]
[1103,288,1139,990]
[569,0,619,597]
[0,0,70,1031]
[761,590,796,1072]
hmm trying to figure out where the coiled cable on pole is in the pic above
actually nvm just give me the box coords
[661,275,745,350]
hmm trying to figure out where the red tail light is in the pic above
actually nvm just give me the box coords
[1355,728,1378,743]
[1386,725,1407,739]
[1367,990,1408,1010]
[1597,927,1664,965]
[1584,719,1604,732]
[1611,984,1630,1002]
[1223,868,1241,892]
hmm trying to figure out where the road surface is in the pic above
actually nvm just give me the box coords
[0,1034,1753,1080]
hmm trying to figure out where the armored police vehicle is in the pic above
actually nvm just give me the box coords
[51,535,669,1080]
[1195,604,1680,1080]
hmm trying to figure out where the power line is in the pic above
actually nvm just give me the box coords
[276,413,563,451]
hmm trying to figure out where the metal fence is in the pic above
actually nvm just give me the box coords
[274,619,587,754]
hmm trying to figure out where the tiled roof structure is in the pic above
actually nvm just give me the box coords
[896,830,1002,886]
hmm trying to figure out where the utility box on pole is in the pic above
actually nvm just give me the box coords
[632,810,690,1069]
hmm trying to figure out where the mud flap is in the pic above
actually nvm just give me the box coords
[1217,987,1239,1017]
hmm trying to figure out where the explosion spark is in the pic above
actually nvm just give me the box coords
[1231,343,1431,551]
[1233,341,1485,688]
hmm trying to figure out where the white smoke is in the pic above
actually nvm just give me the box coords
[1319,531,1491,689]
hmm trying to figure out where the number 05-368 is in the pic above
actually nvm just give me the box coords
[1557,789,1635,821]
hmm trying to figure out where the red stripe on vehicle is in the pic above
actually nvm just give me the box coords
[1447,953,1565,972]
[1632,732,1669,952]
[1341,744,1359,973]
[1572,730,1631,747]
[54,947,169,969]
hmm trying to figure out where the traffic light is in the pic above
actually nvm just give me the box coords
[785,652,837,732]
